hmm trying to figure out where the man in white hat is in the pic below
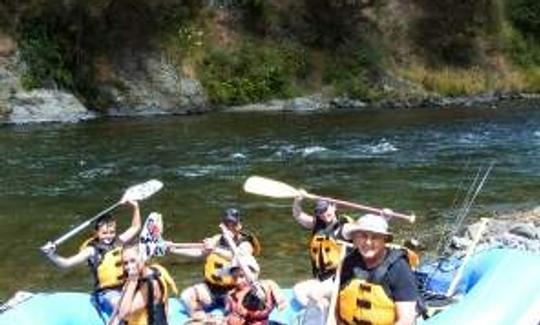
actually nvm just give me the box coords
[334,214,418,325]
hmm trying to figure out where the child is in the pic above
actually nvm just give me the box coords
[108,244,177,325]
[225,255,286,325]
[41,199,141,315]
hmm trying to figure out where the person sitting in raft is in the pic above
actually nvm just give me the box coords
[225,255,286,325]
[167,208,261,321]
[41,200,142,315]
[291,193,351,307]
[328,214,419,325]
[108,244,178,325]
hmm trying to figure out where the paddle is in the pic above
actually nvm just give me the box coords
[243,176,415,223]
[219,224,266,300]
[445,218,489,297]
[43,179,163,248]
[325,245,347,325]
[139,212,207,259]
[219,224,258,285]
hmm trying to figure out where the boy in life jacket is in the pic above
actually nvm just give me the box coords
[40,200,141,315]
[291,193,351,307]
[331,214,419,325]
[167,208,260,321]
[108,245,177,325]
[225,255,286,325]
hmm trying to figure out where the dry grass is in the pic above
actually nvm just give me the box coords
[398,64,539,96]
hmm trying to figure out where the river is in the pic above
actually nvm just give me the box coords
[1,103,539,299]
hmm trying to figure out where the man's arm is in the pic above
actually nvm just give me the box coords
[167,247,207,259]
[118,200,141,243]
[395,301,417,325]
[388,258,420,325]
[42,244,93,269]
[167,235,218,259]
[292,195,315,229]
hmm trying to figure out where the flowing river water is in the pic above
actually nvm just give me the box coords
[1,102,540,300]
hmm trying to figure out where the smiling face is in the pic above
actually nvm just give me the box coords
[231,268,249,287]
[95,221,117,245]
[352,230,388,264]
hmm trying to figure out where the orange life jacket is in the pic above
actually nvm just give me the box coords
[226,284,275,325]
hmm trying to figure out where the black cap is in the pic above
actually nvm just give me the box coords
[222,208,241,224]
[314,199,330,216]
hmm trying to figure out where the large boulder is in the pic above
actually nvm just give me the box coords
[100,53,208,116]
[6,90,95,124]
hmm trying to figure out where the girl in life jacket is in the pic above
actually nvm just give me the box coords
[40,200,142,315]
[109,245,178,325]
[225,255,286,325]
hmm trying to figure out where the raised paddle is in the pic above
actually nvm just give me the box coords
[43,179,163,248]
[243,176,415,223]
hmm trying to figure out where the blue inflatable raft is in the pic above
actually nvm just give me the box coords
[1,248,539,325]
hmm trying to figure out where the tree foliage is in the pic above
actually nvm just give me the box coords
[413,0,496,66]
[506,0,540,40]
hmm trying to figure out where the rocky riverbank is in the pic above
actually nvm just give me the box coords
[226,92,540,113]
[1,34,539,125]
[444,208,540,257]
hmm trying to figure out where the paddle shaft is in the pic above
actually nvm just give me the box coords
[52,201,121,246]
[325,245,347,325]
[306,193,416,223]
[219,225,259,287]
[243,176,415,222]
[446,218,489,297]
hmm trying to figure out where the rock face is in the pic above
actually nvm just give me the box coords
[1,34,94,124]
[6,90,95,124]
[100,53,208,116]
[0,35,20,117]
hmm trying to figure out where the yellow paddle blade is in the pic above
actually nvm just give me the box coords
[243,176,300,198]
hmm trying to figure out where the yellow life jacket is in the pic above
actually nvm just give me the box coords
[124,264,178,325]
[309,216,351,279]
[204,232,260,288]
[386,243,420,269]
[338,248,411,325]
[80,237,124,290]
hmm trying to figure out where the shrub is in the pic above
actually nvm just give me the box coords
[323,36,383,99]
[199,40,307,105]
[18,19,74,90]
[506,0,540,40]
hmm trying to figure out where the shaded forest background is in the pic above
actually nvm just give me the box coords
[0,0,539,107]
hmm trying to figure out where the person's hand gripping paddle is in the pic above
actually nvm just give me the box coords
[40,179,163,254]
[243,176,415,223]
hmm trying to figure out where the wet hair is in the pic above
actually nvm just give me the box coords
[93,213,115,231]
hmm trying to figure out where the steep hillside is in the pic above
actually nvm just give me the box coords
[0,0,539,111]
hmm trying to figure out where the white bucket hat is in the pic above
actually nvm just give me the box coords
[342,214,393,241]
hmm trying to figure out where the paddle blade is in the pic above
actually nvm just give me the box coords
[139,212,166,261]
[243,176,300,198]
[121,179,163,203]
